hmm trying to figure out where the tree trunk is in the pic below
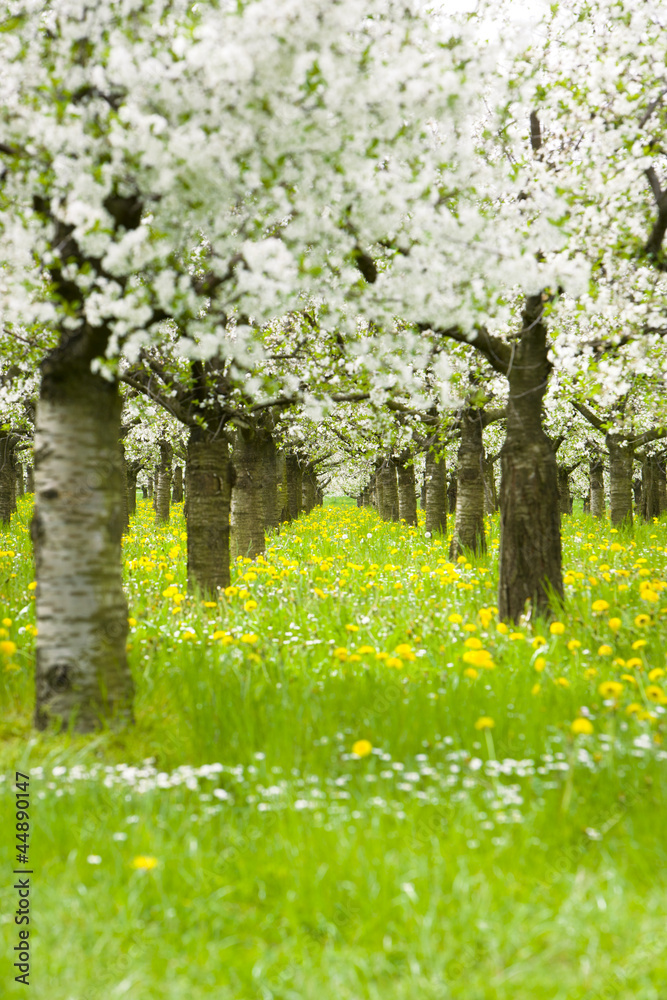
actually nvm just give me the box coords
[557,466,573,516]
[185,428,234,595]
[285,452,302,522]
[120,443,130,536]
[482,457,498,514]
[659,454,667,514]
[172,464,184,504]
[32,340,133,732]
[640,454,661,522]
[15,460,25,497]
[589,455,605,519]
[127,461,141,520]
[498,297,562,622]
[302,463,318,515]
[450,409,486,558]
[420,470,427,510]
[0,433,16,524]
[378,457,399,521]
[276,451,289,523]
[260,431,280,530]
[231,426,265,560]
[447,471,458,515]
[26,464,35,493]
[606,435,632,528]
[147,475,154,500]
[155,440,173,523]
[424,450,447,534]
[396,452,418,526]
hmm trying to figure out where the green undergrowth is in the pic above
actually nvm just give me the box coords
[1,496,667,998]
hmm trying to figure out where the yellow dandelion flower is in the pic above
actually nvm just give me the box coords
[608,617,621,631]
[598,680,623,699]
[534,657,546,672]
[555,677,570,688]
[385,656,403,669]
[357,645,375,655]
[584,667,598,679]
[352,740,373,757]
[448,613,463,624]
[645,685,666,703]
[648,668,665,681]
[474,716,494,730]
[463,667,478,679]
[2,617,11,627]
[240,633,258,645]
[597,645,613,656]
[550,622,566,635]
[634,614,651,627]
[0,641,17,656]
[592,600,610,613]
[131,856,159,871]
[244,600,258,612]
[625,658,643,669]
[625,702,643,716]
[463,637,483,650]
[531,682,541,695]
[570,718,594,735]
[567,639,581,652]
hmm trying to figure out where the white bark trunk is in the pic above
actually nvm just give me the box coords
[32,363,133,732]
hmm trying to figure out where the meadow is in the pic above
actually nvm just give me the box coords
[1,496,667,999]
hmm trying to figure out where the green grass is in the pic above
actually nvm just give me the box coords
[1,497,667,998]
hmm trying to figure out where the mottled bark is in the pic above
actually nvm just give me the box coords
[15,461,24,497]
[32,342,133,732]
[26,464,35,493]
[424,450,447,534]
[126,460,142,520]
[276,451,289,523]
[396,452,418,526]
[378,457,399,521]
[155,440,172,523]
[447,472,458,515]
[186,428,234,595]
[498,297,562,622]
[589,455,605,519]
[0,433,17,524]
[606,435,633,528]
[172,465,184,504]
[557,466,573,516]
[231,426,265,560]
[659,455,667,514]
[640,455,661,521]
[302,463,318,515]
[261,431,280,530]
[285,452,302,522]
[120,443,130,536]
[450,409,486,558]
[482,457,498,514]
